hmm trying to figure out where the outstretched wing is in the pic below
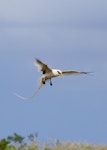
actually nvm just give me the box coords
[62,70,90,75]
[14,78,43,100]
[34,58,52,74]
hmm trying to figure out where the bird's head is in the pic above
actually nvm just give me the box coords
[53,69,64,77]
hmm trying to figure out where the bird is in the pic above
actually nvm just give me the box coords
[15,58,90,100]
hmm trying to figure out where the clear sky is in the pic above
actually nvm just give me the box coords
[0,0,107,144]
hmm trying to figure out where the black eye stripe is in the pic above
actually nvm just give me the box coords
[57,71,61,74]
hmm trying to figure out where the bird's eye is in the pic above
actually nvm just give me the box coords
[57,71,61,74]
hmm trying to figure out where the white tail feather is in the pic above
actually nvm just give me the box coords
[14,78,43,100]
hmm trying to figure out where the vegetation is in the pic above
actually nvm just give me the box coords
[0,133,107,150]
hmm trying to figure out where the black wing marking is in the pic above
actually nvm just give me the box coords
[35,59,52,74]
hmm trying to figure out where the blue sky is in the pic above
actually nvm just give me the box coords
[0,0,107,144]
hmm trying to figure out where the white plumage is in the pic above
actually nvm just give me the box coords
[15,58,90,100]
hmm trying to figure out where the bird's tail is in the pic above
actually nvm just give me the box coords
[14,78,43,100]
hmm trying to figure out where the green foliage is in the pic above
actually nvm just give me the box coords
[7,133,24,144]
[6,145,16,150]
[0,133,107,150]
[0,139,9,150]
[28,132,38,142]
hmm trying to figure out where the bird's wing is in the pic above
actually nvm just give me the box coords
[14,78,43,100]
[62,70,89,75]
[34,58,52,74]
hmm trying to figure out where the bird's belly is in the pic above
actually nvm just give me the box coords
[44,73,56,80]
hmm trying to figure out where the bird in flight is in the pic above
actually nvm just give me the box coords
[15,58,90,100]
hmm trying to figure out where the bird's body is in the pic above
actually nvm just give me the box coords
[41,69,63,84]
[15,58,90,100]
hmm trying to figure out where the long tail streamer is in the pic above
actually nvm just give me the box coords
[14,81,43,100]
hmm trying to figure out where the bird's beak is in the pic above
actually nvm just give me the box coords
[61,73,64,77]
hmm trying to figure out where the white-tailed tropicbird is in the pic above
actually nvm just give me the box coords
[15,58,90,100]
